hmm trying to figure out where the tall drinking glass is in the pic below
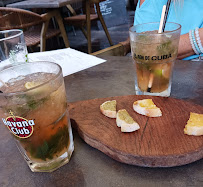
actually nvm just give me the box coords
[0,61,74,172]
[0,29,28,70]
[129,22,181,97]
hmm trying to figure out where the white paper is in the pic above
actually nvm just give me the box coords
[28,48,106,77]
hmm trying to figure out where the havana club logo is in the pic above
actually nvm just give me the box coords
[2,110,35,139]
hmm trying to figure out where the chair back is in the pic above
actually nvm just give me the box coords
[0,7,43,30]
[91,43,125,56]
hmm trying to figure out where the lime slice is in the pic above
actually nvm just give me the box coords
[153,69,163,77]
[25,81,41,89]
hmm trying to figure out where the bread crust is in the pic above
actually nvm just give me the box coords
[100,107,117,118]
[184,126,203,136]
[116,109,140,132]
[100,100,117,118]
[184,113,203,136]
[120,122,140,133]
[133,100,162,117]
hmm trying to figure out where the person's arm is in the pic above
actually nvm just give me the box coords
[177,28,203,59]
[140,0,145,7]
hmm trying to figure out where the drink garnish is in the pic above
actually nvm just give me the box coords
[153,69,163,77]
[28,125,69,160]
[25,81,41,89]
[147,3,172,93]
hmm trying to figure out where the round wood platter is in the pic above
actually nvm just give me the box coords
[68,95,203,167]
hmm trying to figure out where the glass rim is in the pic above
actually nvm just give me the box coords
[0,61,62,96]
[0,29,24,42]
[129,22,181,35]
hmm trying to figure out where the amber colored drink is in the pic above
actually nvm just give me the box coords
[0,62,74,172]
[129,23,181,96]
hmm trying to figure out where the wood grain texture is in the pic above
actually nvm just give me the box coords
[68,95,203,167]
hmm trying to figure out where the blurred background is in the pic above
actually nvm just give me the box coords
[0,0,138,53]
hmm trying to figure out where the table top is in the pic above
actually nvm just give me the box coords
[7,0,82,9]
[0,56,203,187]
[0,0,24,7]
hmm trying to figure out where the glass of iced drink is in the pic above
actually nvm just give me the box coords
[129,22,181,97]
[0,61,74,172]
[0,29,28,70]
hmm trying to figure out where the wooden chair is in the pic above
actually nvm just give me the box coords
[64,0,113,54]
[0,7,61,51]
[91,43,125,57]
[91,37,131,57]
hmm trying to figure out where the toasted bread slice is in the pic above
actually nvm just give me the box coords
[184,112,203,136]
[116,109,140,132]
[133,99,162,117]
[100,100,117,118]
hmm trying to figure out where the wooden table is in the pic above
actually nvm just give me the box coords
[0,56,202,186]
[7,0,82,9]
[7,0,83,51]
[0,0,24,7]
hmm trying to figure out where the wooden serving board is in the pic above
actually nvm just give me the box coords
[68,95,203,167]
